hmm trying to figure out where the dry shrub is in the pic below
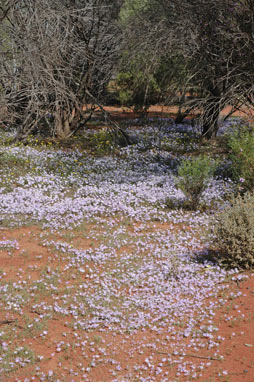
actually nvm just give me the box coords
[213,192,254,269]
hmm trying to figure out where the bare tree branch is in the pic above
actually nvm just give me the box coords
[121,0,254,138]
[0,0,122,140]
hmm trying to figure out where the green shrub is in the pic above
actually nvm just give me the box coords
[89,129,114,155]
[116,71,160,113]
[212,192,254,269]
[175,155,216,210]
[228,127,254,192]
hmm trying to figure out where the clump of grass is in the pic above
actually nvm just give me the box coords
[212,191,254,269]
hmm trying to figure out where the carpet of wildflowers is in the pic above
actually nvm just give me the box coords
[0,118,253,381]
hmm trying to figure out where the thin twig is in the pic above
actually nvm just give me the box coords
[0,319,17,325]
[30,309,42,316]
[157,351,222,361]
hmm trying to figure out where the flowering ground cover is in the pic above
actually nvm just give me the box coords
[0,117,254,382]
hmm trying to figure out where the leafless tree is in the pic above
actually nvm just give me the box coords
[121,0,254,138]
[0,0,121,140]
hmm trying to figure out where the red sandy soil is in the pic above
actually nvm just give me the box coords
[0,225,254,382]
[1,106,254,381]
[102,104,254,123]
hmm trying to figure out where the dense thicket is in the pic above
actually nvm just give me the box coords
[0,0,121,139]
[0,0,254,139]
[120,0,254,137]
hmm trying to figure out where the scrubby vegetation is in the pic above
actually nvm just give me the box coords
[175,155,218,210]
[212,192,254,270]
[1,1,254,140]
[0,1,254,380]
[228,127,254,193]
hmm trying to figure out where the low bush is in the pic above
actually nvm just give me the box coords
[212,192,254,269]
[228,127,254,192]
[89,129,115,155]
[175,155,216,210]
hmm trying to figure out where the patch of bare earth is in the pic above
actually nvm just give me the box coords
[102,105,254,123]
[0,224,254,382]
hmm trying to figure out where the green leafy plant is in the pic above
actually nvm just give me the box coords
[228,127,254,192]
[212,191,254,269]
[175,155,216,210]
[116,71,160,113]
[89,129,115,155]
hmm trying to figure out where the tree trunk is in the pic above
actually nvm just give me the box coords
[54,109,74,139]
[201,99,221,139]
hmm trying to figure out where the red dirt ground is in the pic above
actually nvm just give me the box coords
[102,104,254,124]
[1,225,254,382]
[1,104,254,381]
